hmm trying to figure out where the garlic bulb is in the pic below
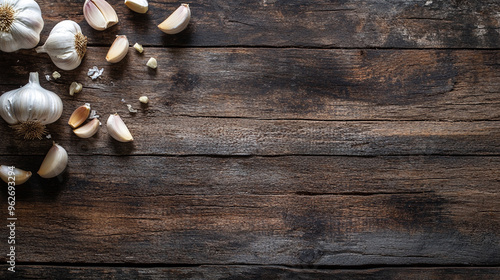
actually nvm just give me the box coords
[0,72,63,140]
[0,0,44,52]
[36,20,88,71]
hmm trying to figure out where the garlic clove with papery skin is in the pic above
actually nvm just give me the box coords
[0,165,32,185]
[68,103,91,129]
[38,142,68,179]
[0,72,63,140]
[158,4,191,34]
[125,0,148,14]
[106,35,129,63]
[36,20,88,71]
[73,118,100,138]
[0,0,44,52]
[84,0,119,31]
[107,113,133,142]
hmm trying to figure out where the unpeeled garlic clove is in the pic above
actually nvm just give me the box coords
[69,103,91,129]
[38,142,68,179]
[0,165,32,185]
[107,113,133,142]
[158,4,191,34]
[83,0,119,31]
[106,35,129,63]
[73,118,100,138]
[125,0,148,14]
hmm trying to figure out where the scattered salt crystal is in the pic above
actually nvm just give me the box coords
[121,98,126,103]
[46,134,52,139]
[45,75,51,81]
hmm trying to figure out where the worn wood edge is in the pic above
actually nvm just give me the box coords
[1,155,498,195]
[1,48,499,121]
[0,265,499,280]
[32,0,500,49]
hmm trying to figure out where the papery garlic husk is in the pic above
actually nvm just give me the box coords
[36,20,88,71]
[0,0,44,52]
[0,165,32,185]
[107,113,133,142]
[38,142,68,179]
[125,0,148,14]
[83,0,119,31]
[0,72,63,140]
[68,103,91,129]
[73,118,100,138]
[106,35,129,63]
[158,4,191,34]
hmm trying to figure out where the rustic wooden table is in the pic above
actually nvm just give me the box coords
[0,0,499,279]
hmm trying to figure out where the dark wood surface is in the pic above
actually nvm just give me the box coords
[0,0,499,279]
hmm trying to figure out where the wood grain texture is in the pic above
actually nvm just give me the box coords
[0,156,498,265]
[1,118,499,156]
[1,48,500,121]
[1,266,499,280]
[35,0,500,48]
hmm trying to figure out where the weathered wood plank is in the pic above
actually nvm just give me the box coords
[1,48,500,121]
[1,156,498,196]
[1,266,499,280]
[35,0,500,48]
[1,118,499,156]
[0,156,498,265]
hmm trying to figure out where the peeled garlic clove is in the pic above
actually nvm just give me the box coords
[139,96,149,104]
[0,165,32,185]
[69,82,83,96]
[68,103,91,129]
[125,0,148,14]
[107,113,133,142]
[106,35,129,63]
[38,142,68,179]
[133,42,144,53]
[146,57,157,69]
[73,118,100,138]
[158,4,191,34]
[83,0,119,31]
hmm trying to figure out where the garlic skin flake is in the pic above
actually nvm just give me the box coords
[107,113,133,142]
[84,0,119,31]
[125,0,148,14]
[0,165,31,185]
[0,72,63,140]
[106,35,129,63]
[158,4,191,34]
[0,0,44,52]
[36,20,88,71]
[38,142,68,179]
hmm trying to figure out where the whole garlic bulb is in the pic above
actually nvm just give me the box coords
[36,20,88,71]
[0,72,63,140]
[0,0,44,52]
